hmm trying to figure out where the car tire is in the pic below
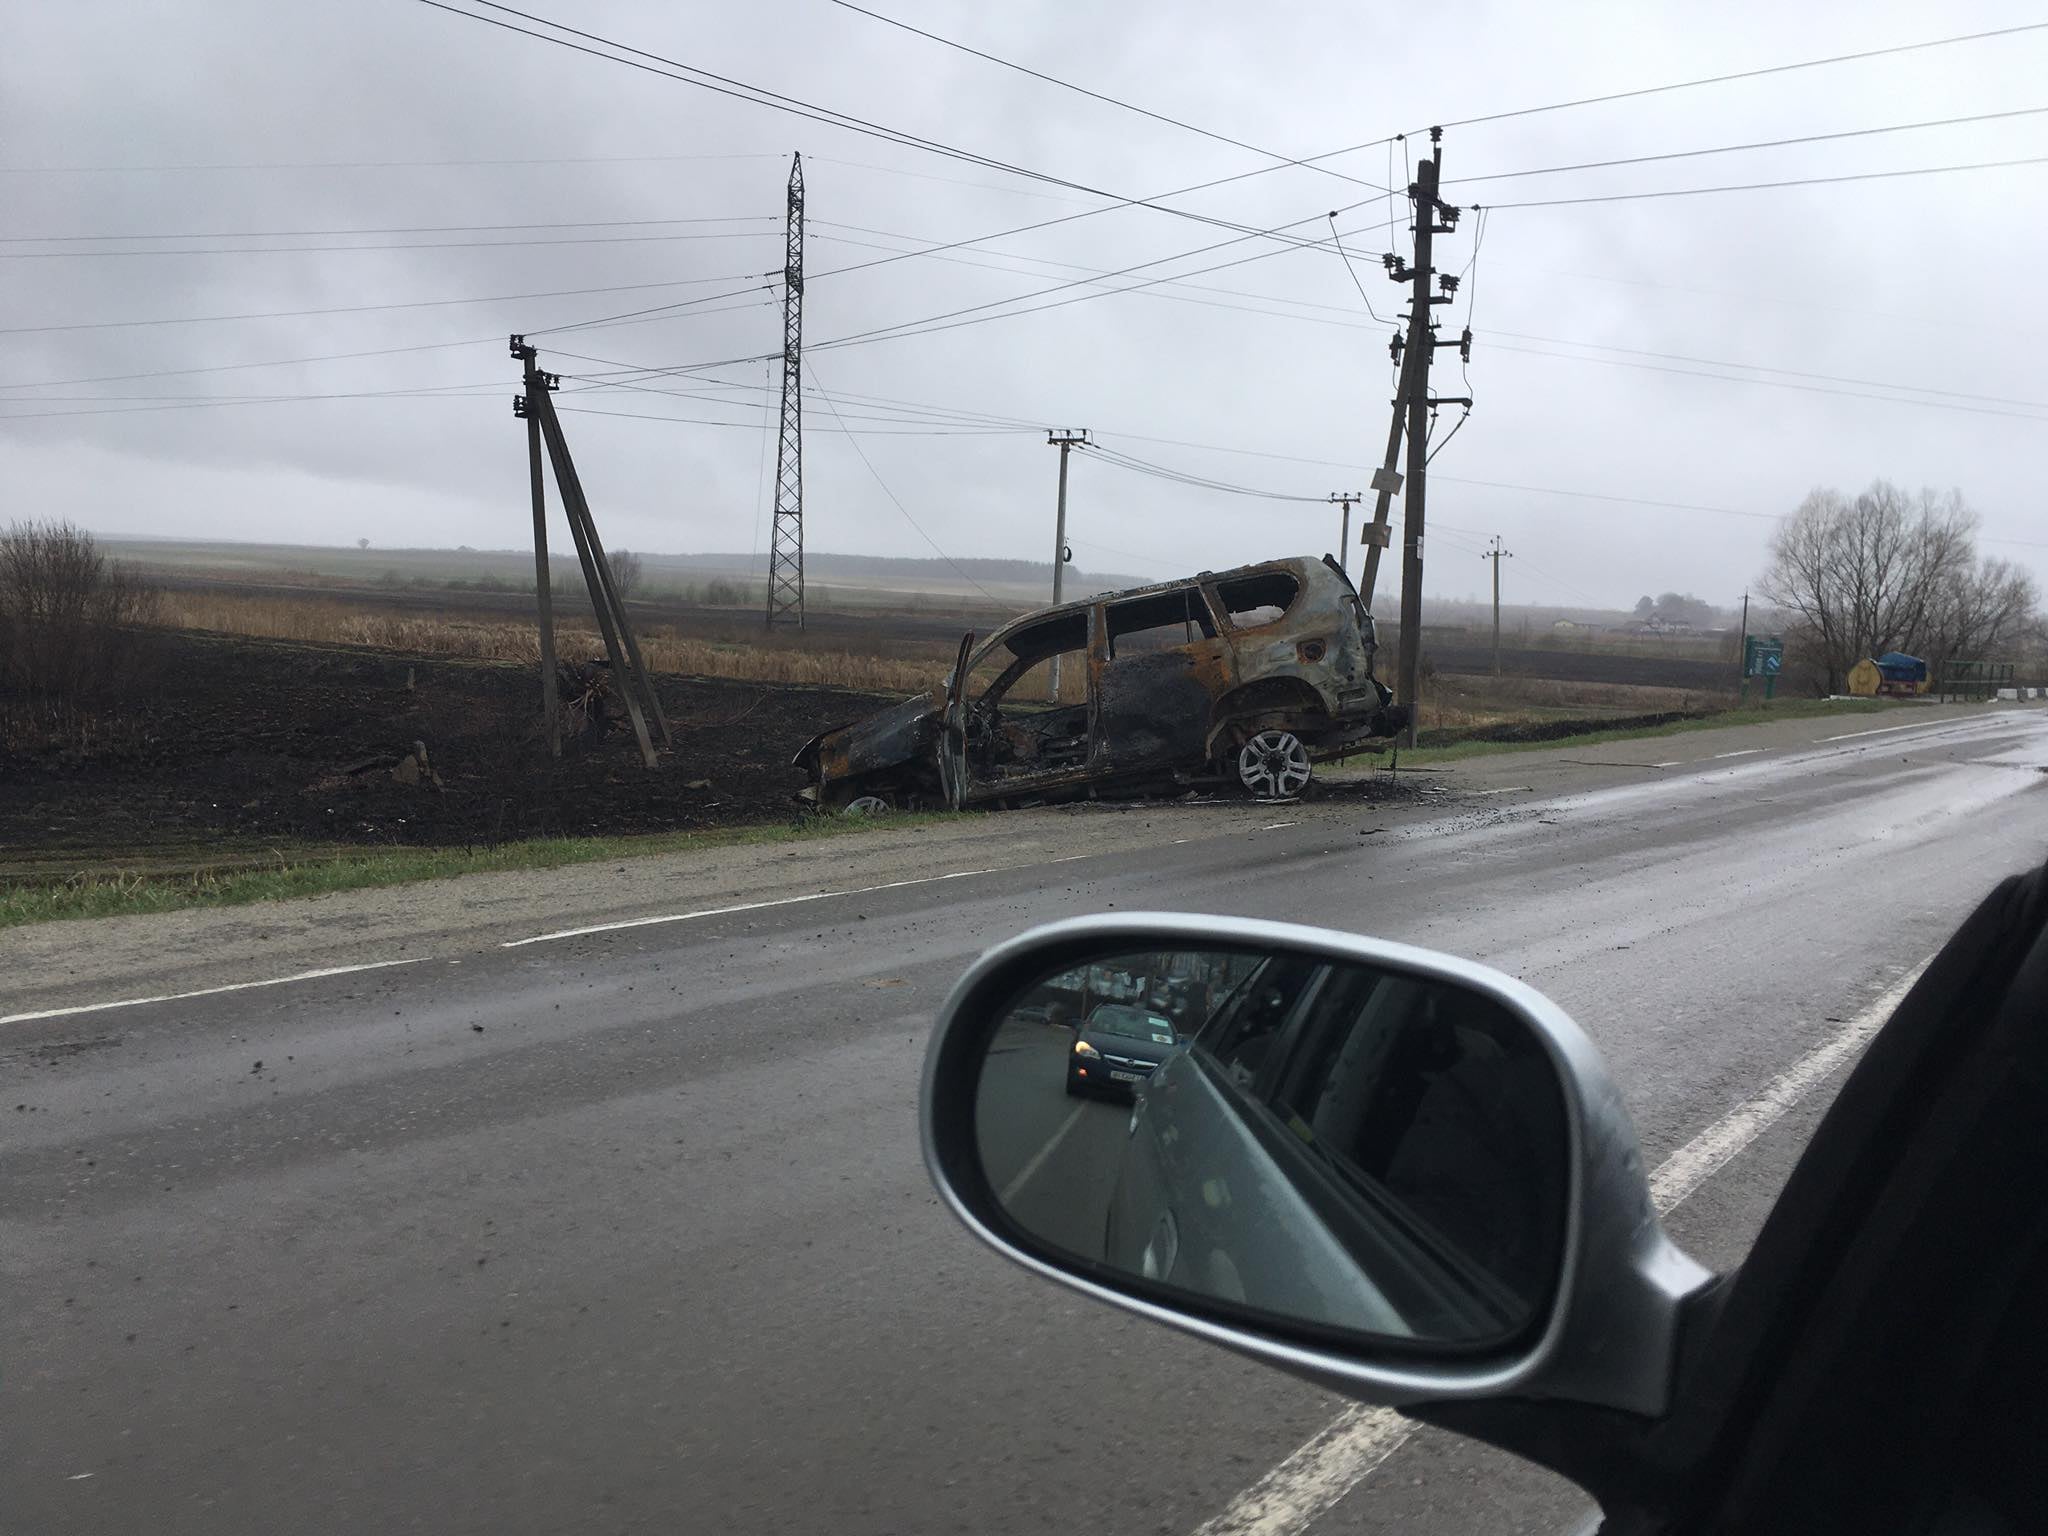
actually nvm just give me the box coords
[1236,729,1312,800]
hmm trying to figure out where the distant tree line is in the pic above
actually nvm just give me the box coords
[1758,481,2041,694]
[1631,593,1717,628]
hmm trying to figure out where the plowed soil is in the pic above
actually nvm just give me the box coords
[0,630,888,859]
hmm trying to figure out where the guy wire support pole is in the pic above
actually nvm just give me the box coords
[1328,492,1362,581]
[513,338,561,756]
[765,152,807,628]
[513,335,665,769]
[1046,428,1089,702]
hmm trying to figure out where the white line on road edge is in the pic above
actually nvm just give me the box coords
[1648,960,1926,1211]
[1001,1102,1087,1205]
[1712,748,1764,759]
[501,867,1000,948]
[1819,719,1959,744]
[1466,787,1534,796]
[1261,822,1301,831]
[1188,958,1930,1536]
[0,958,431,1029]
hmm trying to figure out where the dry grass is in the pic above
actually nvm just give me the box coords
[1419,674,1718,732]
[154,592,940,695]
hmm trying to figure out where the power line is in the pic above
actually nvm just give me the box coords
[1431,20,2048,133]
[555,402,1030,436]
[808,366,1004,601]
[824,0,1390,192]
[414,1,1363,262]
[1486,152,2048,210]
[1485,329,2048,413]
[0,272,772,336]
[0,152,782,174]
[1445,104,2048,189]
[808,198,1381,355]
[1083,444,1327,503]
[0,229,780,259]
[1483,339,2048,422]
[0,213,776,243]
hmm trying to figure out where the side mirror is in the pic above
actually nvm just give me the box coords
[920,915,1711,1416]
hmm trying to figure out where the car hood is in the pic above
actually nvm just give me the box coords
[792,689,943,780]
[1080,1031,1180,1066]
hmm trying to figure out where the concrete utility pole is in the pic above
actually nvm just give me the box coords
[1389,129,1467,748]
[1482,535,1512,675]
[523,367,561,756]
[1046,428,1088,701]
[1328,492,1362,580]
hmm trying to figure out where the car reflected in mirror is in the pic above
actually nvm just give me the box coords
[973,944,1571,1350]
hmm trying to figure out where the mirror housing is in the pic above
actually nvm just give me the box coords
[920,914,1711,1417]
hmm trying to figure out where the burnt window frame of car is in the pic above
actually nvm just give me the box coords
[1208,568,1304,633]
[950,946,1556,1367]
[1102,584,1220,658]
[972,610,1091,699]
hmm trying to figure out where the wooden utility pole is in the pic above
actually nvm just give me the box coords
[1482,536,1512,675]
[1328,492,1362,580]
[1389,130,1466,748]
[1046,428,1088,701]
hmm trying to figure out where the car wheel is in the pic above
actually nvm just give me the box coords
[1236,729,1312,800]
[842,794,893,818]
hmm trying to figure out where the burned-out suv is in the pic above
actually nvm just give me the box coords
[794,554,1405,810]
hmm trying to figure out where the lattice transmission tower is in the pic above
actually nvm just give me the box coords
[764,153,806,628]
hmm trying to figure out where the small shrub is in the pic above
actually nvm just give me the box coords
[0,520,159,702]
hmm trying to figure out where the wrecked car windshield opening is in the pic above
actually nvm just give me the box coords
[1216,571,1301,628]
[1106,588,1219,656]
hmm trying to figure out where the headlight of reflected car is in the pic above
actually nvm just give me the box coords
[1073,1040,1101,1058]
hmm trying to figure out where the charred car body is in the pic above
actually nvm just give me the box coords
[794,555,1405,810]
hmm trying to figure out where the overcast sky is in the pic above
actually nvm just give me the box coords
[4,0,2044,612]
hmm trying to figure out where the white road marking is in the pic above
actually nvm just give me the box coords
[501,867,999,948]
[1261,822,1301,831]
[0,958,430,1029]
[1651,761,1684,769]
[1465,787,1532,796]
[1189,958,1929,1536]
[1049,854,1091,864]
[1189,1404,1411,1536]
[1000,1101,1087,1205]
[1818,719,1956,743]
[1712,748,1764,759]
[1648,960,1926,1211]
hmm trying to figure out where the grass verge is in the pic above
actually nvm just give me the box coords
[0,811,962,930]
[1357,698,1911,768]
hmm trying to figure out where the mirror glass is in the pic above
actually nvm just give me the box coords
[974,945,1570,1349]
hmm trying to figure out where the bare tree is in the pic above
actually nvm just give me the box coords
[0,520,159,701]
[610,548,643,597]
[1759,481,2044,692]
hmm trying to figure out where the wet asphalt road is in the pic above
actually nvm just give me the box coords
[4,710,2046,1535]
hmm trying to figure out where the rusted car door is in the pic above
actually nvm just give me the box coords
[1091,585,1236,779]
[955,610,1095,805]
[936,629,973,810]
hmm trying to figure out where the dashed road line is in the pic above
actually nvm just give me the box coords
[1712,748,1764,759]
[1819,719,1961,744]
[501,867,1001,947]
[1,958,431,1028]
